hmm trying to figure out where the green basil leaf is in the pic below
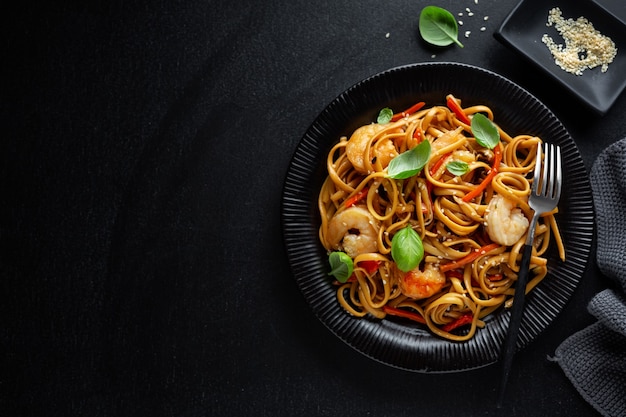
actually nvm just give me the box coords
[391,226,424,272]
[419,6,464,48]
[446,160,470,176]
[387,140,431,179]
[377,107,393,124]
[328,251,354,283]
[471,113,500,149]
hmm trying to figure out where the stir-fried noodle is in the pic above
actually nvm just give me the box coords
[318,95,565,341]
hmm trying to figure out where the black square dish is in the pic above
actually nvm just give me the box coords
[494,0,626,115]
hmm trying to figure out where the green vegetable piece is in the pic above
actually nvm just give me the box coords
[328,251,354,283]
[391,226,424,272]
[377,107,393,124]
[471,113,500,149]
[419,6,464,48]
[446,160,470,176]
[387,140,431,179]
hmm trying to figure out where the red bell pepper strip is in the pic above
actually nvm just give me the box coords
[345,187,369,208]
[358,260,381,274]
[413,128,422,142]
[441,313,474,332]
[439,242,500,273]
[383,305,426,324]
[446,94,472,125]
[333,261,380,285]
[391,101,426,122]
[461,143,502,203]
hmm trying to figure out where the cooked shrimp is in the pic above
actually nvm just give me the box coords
[373,137,399,170]
[394,263,446,300]
[327,206,380,257]
[485,194,529,246]
[345,124,387,173]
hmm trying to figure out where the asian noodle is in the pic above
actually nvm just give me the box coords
[318,95,565,341]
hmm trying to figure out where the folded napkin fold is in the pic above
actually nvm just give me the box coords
[555,138,626,417]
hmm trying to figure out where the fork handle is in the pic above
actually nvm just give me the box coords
[496,242,533,407]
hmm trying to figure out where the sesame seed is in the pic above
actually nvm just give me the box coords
[541,7,617,75]
[465,31,471,38]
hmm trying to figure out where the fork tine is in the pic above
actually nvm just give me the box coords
[541,143,551,197]
[535,143,550,196]
[532,143,542,194]
[554,145,562,200]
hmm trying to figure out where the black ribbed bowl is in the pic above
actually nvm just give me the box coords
[281,62,594,372]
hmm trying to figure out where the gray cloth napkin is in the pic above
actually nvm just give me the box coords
[555,138,626,417]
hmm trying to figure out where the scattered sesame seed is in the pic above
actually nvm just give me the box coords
[480,26,486,32]
[468,12,474,17]
[475,0,478,4]
[466,7,471,12]
[458,20,464,26]
[484,16,489,21]
[386,32,390,38]
[465,31,471,38]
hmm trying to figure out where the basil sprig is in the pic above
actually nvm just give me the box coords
[377,107,393,124]
[446,160,470,176]
[391,226,424,272]
[328,251,354,283]
[471,113,500,149]
[387,140,431,179]
[419,6,464,48]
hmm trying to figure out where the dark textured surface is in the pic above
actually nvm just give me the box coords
[2,0,625,416]
[555,138,626,417]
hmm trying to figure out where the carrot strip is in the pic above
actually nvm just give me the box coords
[441,313,473,332]
[383,305,426,324]
[446,94,472,125]
[462,143,502,202]
[429,152,452,176]
[391,101,426,122]
[439,243,500,273]
[345,187,369,207]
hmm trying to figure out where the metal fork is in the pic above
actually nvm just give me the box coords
[496,142,562,407]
